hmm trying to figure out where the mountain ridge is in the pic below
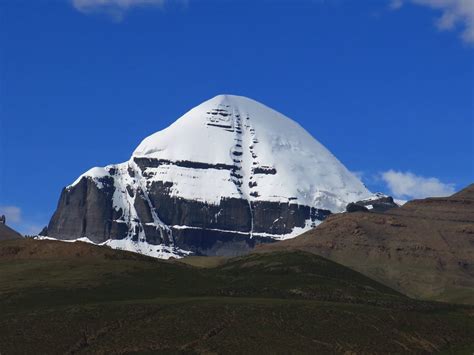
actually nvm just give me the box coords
[43,95,372,257]
[0,222,22,241]
[257,184,474,304]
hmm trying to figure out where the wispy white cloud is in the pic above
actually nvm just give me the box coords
[389,0,474,43]
[390,0,404,10]
[381,170,456,199]
[0,205,22,224]
[72,0,170,20]
[350,170,365,181]
[0,205,46,236]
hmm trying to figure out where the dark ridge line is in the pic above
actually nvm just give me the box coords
[206,123,233,129]
[252,167,277,175]
[134,158,236,172]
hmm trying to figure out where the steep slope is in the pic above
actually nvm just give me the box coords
[45,95,371,257]
[1,239,473,353]
[0,223,22,241]
[257,184,474,304]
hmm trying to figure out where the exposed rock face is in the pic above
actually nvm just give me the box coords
[257,184,474,304]
[48,177,122,244]
[346,203,369,213]
[47,167,331,256]
[45,95,370,257]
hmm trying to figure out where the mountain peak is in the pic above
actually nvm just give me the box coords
[205,94,264,107]
[131,95,370,209]
[51,95,371,258]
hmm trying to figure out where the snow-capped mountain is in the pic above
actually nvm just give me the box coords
[44,95,372,258]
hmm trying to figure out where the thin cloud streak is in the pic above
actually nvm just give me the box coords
[390,0,474,43]
[0,205,22,223]
[381,170,456,199]
[72,0,169,20]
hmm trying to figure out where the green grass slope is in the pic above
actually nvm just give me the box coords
[0,239,473,354]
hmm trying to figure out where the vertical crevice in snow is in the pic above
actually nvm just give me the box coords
[229,106,244,196]
[245,114,258,238]
[228,106,255,237]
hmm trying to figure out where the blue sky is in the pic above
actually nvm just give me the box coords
[0,0,472,234]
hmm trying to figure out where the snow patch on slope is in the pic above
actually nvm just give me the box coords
[71,167,110,189]
[171,218,320,241]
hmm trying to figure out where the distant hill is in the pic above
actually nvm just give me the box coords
[1,238,473,353]
[257,184,474,304]
[0,238,404,305]
[0,222,22,241]
[0,238,151,261]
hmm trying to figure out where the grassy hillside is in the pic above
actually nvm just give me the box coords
[1,239,473,354]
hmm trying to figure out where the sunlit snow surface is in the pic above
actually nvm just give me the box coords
[73,95,371,209]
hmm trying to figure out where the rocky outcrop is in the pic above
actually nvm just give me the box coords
[347,194,399,213]
[346,203,369,213]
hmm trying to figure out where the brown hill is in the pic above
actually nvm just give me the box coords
[257,184,474,304]
[0,238,155,261]
[0,223,22,241]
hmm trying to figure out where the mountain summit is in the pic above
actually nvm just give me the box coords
[44,95,371,257]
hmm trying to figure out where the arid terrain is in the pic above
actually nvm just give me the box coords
[258,184,474,304]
